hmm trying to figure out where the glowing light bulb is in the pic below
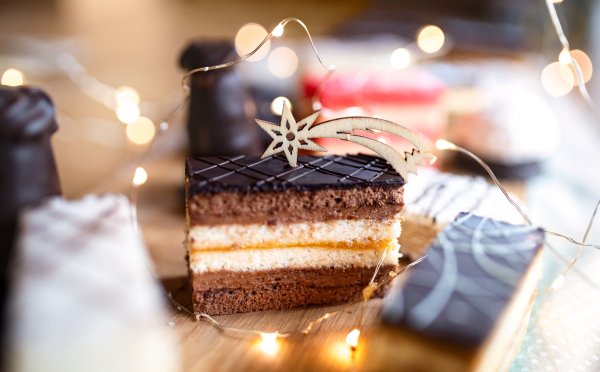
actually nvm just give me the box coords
[133,167,148,186]
[551,275,565,289]
[272,23,284,37]
[117,102,140,124]
[559,48,571,64]
[391,48,410,69]
[541,62,574,97]
[116,86,140,105]
[1,69,24,86]
[259,332,279,355]
[235,23,270,62]
[417,26,445,54]
[271,96,292,115]
[126,117,155,144]
[346,329,360,349]
[436,139,456,150]
[268,47,298,78]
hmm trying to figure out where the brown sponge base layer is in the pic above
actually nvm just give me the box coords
[191,264,398,316]
[187,184,404,226]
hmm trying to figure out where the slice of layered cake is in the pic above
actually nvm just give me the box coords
[185,154,405,315]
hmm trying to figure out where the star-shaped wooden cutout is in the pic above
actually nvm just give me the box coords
[255,103,327,166]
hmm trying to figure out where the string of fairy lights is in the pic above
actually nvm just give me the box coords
[1,1,599,359]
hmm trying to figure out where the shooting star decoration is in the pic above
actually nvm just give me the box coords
[256,103,435,181]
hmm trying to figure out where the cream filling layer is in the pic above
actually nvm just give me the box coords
[188,216,402,251]
[189,242,400,273]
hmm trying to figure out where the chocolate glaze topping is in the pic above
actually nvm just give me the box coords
[382,213,544,347]
[186,153,406,195]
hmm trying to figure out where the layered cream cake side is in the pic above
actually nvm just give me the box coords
[185,154,405,316]
[400,168,526,259]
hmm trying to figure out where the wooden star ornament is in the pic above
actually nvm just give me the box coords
[255,103,435,181]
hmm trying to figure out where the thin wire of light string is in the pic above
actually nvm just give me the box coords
[544,0,600,118]
[439,144,600,293]
[167,256,427,338]
[181,18,336,92]
[539,200,600,295]
[129,93,189,232]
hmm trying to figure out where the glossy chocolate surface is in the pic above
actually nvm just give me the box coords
[382,213,544,347]
[186,153,406,195]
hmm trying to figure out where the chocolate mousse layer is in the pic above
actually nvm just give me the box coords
[191,264,397,316]
[186,154,405,225]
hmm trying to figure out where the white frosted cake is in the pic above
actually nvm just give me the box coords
[5,194,179,372]
[400,168,525,259]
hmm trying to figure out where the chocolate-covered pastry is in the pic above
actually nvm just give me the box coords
[369,213,545,372]
[180,41,261,157]
[185,153,405,315]
[0,86,61,330]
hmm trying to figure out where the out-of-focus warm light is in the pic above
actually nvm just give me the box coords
[1,69,24,86]
[391,48,410,69]
[552,0,563,3]
[541,62,574,97]
[271,96,292,115]
[551,275,565,289]
[235,23,270,62]
[259,332,279,355]
[133,167,148,186]
[126,117,155,144]
[568,50,593,86]
[417,26,445,54]
[559,48,571,64]
[436,139,456,150]
[268,47,298,78]
[117,102,140,124]
[272,23,284,37]
[115,86,140,105]
[346,329,360,349]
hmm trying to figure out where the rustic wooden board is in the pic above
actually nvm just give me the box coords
[115,153,525,372]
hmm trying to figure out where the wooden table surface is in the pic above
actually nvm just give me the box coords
[125,153,525,372]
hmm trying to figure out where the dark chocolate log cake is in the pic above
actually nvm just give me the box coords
[185,154,405,315]
[369,213,545,372]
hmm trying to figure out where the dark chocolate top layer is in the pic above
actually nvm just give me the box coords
[186,154,406,196]
[382,213,544,347]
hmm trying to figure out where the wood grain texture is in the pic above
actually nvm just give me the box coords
[86,153,525,372]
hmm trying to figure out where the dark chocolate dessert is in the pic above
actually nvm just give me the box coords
[369,213,545,372]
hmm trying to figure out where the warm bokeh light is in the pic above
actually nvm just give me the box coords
[346,329,360,348]
[268,47,298,78]
[259,333,279,355]
[391,48,410,69]
[126,117,155,144]
[272,23,284,37]
[116,102,140,124]
[235,23,270,62]
[133,167,148,186]
[436,139,456,150]
[1,68,24,86]
[567,50,593,86]
[417,25,445,54]
[559,48,571,64]
[541,62,574,97]
[552,0,563,3]
[551,275,565,289]
[115,86,140,105]
[271,96,292,115]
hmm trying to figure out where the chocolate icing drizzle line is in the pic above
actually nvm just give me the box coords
[188,153,403,191]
